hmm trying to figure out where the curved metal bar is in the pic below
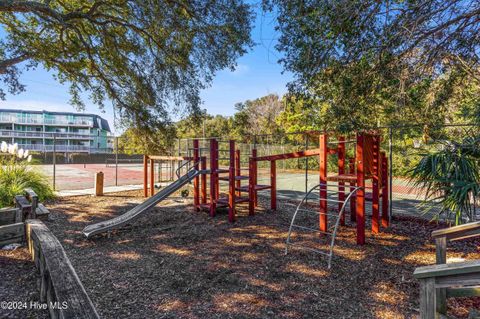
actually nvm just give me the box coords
[326,186,362,268]
[285,183,363,269]
[175,158,202,179]
[285,184,323,253]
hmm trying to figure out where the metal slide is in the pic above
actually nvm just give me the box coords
[82,169,200,238]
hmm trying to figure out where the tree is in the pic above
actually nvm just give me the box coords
[0,0,254,127]
[276,94,326,133]
[176,113,232,139]
[117,125,176,155]
[265,0,480,131]
[233,94,285,137]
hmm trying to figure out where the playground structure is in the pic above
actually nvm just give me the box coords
[139,132,390,246]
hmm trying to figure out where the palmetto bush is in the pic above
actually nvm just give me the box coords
[0,142,54,208]
[409,136,480,225]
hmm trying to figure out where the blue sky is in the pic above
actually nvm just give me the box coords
[0,4,292,134]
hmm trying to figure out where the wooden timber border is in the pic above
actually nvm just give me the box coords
[25,219,100,318]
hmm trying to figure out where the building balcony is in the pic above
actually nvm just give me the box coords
[0,116,43,124]
[43,119,93,126]
[0,130,94,140]
[0,115,93,126]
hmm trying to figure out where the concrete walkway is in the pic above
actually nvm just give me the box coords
[55,184,143,197]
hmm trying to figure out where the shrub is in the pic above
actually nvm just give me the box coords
[0,142,54,208]
[409,137,480,224]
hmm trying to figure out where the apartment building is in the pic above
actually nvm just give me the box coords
[0,109,113,153]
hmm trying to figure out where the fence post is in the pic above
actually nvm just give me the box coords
[388,126,393,223]
[305,134,309,199]
[53,134,56,191]
[95,172,104,196]
[115,136,118,186]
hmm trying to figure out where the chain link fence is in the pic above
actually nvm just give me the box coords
[12,124,478,221]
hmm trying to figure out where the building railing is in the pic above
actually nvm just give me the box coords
[0,116,43,124]
[0,115,93,126]
[0,130,94,139]
[44,119,93,126]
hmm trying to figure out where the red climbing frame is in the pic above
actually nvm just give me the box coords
[355,133,366,245]
[142,132,389,246]
[250,132,389,245]
[143,155,190,197]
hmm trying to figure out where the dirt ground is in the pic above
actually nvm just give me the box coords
[4,189,480,318]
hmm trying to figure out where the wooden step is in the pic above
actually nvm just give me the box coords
[218,175,249,181]
[236,185,272,192]
[326,174,357,183]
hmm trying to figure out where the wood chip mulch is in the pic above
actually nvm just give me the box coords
[0,247,49,319]
[19,190,480,318]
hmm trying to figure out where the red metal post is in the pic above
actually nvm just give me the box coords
[143,155,148,198]
[356,133,366,245]
[228,140,236,222]
[381,152,389,227]
[248,151,256,216]
[193,139,200,211]
[215,140,220,200]
[150,158,154,197]
[252,149,258,208]
[319,134,328,233]
[209,139,217,217]
[338,136,346,225]
[349,158,356,222]
[235,149,241,196]
[270,160,276,211]
[201,156,207,204]
[372,135,380,234]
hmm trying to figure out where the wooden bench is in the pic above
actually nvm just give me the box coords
[26,219,99,318]
[413,221,480,318]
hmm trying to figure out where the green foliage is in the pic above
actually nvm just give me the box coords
[0,158,54,208]
[264,0,480,132]
[409,137,480,224]
[233,94,285,137]
[276,95,325,133]
[176,114,233,139]
[0,0,254,129]
[118,125,177,155]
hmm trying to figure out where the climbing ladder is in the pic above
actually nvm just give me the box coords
[285,183,362,269]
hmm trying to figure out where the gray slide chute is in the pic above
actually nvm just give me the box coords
[82,169,200,238]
